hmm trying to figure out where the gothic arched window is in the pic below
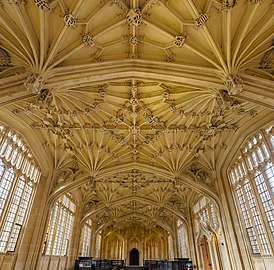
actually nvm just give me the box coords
[228,124,274,256]
[0,124,40,253]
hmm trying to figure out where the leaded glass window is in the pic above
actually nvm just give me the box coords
[228,124,274,256]
[44,194,75,256]
[0,124,40,253]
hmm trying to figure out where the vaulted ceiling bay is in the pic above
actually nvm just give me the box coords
[0,0,273,269]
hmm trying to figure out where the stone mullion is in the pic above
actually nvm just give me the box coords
[87,224,91,256]
[119,238,122,259]
[260,167,274,244]
[0,128,10,155]
[0,127,9,147]
[207,204,212,225]
[97,232,102,258]
[261,164,274,204]
[177,224,181,257]
[207,204,215,231]
[214,204,220,230]
[20,153,30,177]
[145,240,148,260]
[83,223,90,257]
[189,205,199,268]
[260,131,274,201]
[119,239,122,259]
[257,138,271,163]
[82,224,86,256]
[116,238,119,259]
[59,207,70,256]
[0,138,12,162]
[67,211,75,256]
[98,231,104,259]
[43,204,57,255]
[89,224,92,256]
[118,239,120,259]
[124,237,127,262]
[90,226,96,257]
[115,239,117,259]
[259,141,271,162]
[115,239,118,259]
[116,239,118,259]
[262,130,274,165]
[114,238,117,260]
[252,147,260,168]
[78,223,84,256]
[207,235,218,270]
[153,239,156,258]
[66,204,82,270]
[8,145,18,165]
[245,147,257,170]
[148,241,150,259]
[122,238,125,260]
[84,225,89,256]
[173,219,178,258]
[150,241,152,258]
[48,202,62,255]
[13,149,24,171]
[12,150,26,179]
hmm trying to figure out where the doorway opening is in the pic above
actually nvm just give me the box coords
[129,248,139,265]
[201,235,213,270]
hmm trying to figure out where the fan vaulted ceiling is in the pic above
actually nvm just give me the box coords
[0,0,273,234]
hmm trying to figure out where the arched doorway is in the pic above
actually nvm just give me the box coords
[201,235,213,270]
[129,248,139,265]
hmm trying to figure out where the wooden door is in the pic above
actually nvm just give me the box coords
[201,235,213,270]
[129,248,139,265]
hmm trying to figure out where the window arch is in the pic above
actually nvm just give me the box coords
[193,196,219,232]
[0,124,41,253]
[228,124,274,256]
[43,194,76,256]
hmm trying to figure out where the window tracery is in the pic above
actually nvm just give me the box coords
[229,124,274,256]
[0,124,40,253]
[193,197,219,232]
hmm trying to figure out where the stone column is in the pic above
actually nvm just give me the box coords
[67,204,83,270]
[15,173,52,270]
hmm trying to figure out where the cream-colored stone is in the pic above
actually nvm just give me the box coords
[0,0,273,269]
